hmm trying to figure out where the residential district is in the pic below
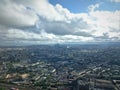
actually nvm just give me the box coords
[0,44,120,90]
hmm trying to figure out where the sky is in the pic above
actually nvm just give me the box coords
[0,0,120,46]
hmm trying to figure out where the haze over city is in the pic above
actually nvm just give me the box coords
[0,1,120,90]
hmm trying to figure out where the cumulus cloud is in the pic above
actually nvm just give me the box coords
[13,0,67,22]
[88,3,100,12]
[110,0,120,2]
[0,0,120,45]
[89,10,120,37]
[4,29,94,44]
[0,0,38,27]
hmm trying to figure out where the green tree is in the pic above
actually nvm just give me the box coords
[0,87,5,90]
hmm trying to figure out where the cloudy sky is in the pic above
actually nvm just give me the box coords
[0,0,120,45]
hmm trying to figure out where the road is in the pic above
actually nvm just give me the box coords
[0,83,36,90]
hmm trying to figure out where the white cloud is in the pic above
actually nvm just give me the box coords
[0,0,38,27]
[110,0,120,2]
[13,0,67,22]
[5,29,93,44]
[89,10,120,37]
[88,3,100,12]
[6,29,57,41]
[0,0,120,45]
